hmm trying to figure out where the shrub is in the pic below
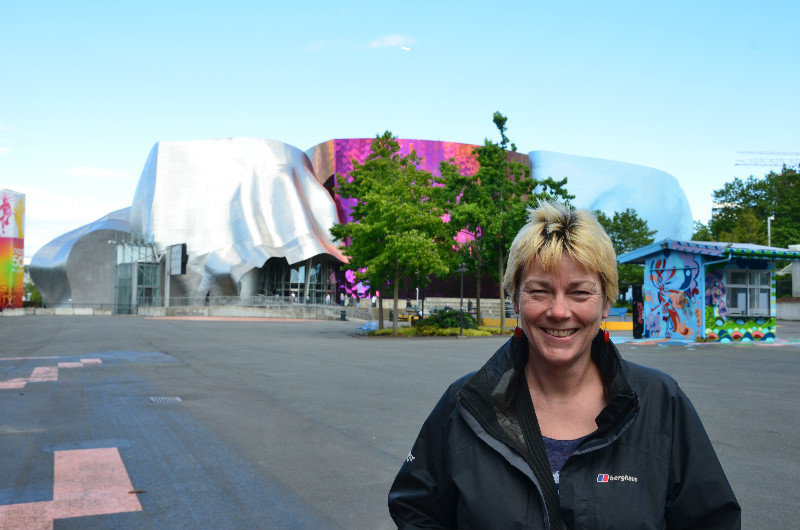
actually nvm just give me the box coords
[367,325,493,337]
[421,307,477,330]
[373,327,416,337]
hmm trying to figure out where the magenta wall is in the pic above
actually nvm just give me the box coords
[331,138,481,223]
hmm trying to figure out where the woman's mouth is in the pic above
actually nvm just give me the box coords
[543,328,577,338]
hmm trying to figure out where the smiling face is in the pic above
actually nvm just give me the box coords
[514,253,611,368]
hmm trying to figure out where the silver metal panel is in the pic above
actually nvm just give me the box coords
[129,137,346,297]
[29,208,131,307]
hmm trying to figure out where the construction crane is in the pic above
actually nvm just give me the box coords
[735,150,800,167]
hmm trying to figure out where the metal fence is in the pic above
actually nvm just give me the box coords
[34,295,512,320]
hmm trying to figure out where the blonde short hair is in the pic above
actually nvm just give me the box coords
[503,201,618,306]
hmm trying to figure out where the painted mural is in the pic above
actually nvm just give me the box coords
[0,189,25,310]
[704,261,776,342]
[642,253,703,339]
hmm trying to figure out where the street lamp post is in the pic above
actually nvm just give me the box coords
[457,263,468,336]
[768,216,775,247]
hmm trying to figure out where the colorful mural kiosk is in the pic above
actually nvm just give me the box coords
[619,240,800,343]
[0,189,25,310]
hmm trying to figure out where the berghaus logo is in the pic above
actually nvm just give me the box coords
[597,473,638,483]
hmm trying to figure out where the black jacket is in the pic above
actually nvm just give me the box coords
[388,332,740,529]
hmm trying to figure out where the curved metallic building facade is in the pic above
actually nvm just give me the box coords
[29,208,131,308]
[130,138,346,300]
[31,137,694,310]
[529,150,694,241]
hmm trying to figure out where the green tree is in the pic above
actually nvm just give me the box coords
[22,266,42,307]
[595,208,656,297]
[440,112,572,332]
[716,208,766,244]
[691,220,714,241]
[711,166,800,247]
[329,132,451,336]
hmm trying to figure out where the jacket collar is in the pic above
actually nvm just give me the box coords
[459,330,639,445]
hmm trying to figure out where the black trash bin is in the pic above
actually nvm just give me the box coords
[631,284,644,339]
[340,310,347,321]
[389,310,394,322]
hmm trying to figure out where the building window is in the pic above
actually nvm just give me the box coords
[725,269,770,316]
[260,256,337,303]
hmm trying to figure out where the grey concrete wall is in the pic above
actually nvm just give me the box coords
[777,301,800,321]
[790,245,800,298]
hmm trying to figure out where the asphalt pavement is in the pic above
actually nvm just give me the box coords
[1,315,798,528]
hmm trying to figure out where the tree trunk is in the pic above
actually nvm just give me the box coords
[378,292,384,329]
[393,261,400,336]
[499,245,506,334]
[475,258,482,326]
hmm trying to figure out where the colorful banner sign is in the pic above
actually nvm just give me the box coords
[0,189,25,310]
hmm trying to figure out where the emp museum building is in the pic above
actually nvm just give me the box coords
[30,137,693,313]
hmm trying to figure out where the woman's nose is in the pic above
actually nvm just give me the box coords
[547,294,571,319]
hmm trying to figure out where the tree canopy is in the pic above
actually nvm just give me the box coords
[329,132,451,335]
[710,166,800,247]
[439,112,572,330]
[595,208,656,298]
[691,220,714,241]
[595,208,657,254]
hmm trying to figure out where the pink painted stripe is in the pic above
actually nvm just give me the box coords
[28,367,58,382]
[0,448,142,529]
[80,358,102,365]
[0,378,27,389]
[52,447,142,519]
[0,501,53,530]
[57,362,83,369]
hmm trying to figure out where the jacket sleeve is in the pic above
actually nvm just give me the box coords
[665,386,741,529]
[388,386,459,529]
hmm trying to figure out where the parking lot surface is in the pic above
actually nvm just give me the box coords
[1,316,798,528]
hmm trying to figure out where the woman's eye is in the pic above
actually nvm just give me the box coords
[528,290,550,298]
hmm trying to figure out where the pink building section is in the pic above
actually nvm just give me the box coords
[306,138,530,298]
[329,138,480,224]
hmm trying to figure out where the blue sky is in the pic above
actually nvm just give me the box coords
[2,1,799,262]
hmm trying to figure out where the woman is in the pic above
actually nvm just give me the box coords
[388,202,740,529]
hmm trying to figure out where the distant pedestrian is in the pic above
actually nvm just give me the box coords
[204,291,210,306]
[325,294,331,305]
[290,291,296,303]
[371,294,377,307]
[340,293,345,306]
